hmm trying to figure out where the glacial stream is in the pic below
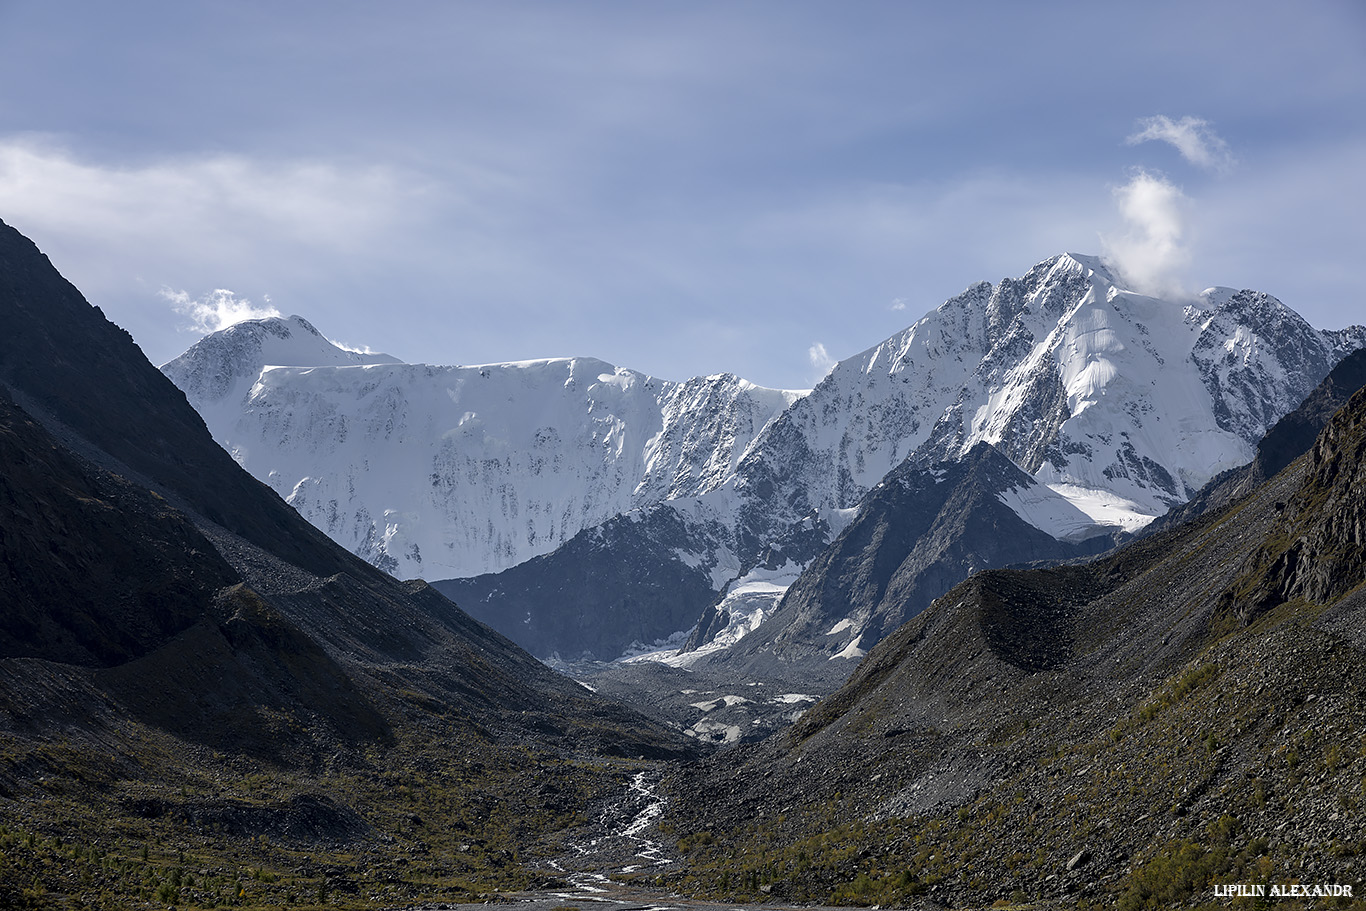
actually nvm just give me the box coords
[420,770,829,911]
[545,770,674,901]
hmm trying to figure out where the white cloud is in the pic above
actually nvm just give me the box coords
[0,138,418,250]
[808,342,836,378]
[1101,170,1192,299]
[0,137,466,363]
[889,297,907,311]
[162,287,281,334]
[1126,115,1234,174]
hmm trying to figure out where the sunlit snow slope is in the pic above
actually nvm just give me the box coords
[728,254,1365,545]
[164,322,799,578]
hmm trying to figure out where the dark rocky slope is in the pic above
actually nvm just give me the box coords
[0,217,693,908]
[435,506,721,661]
[702,443,1115,677]
[666,385,1366,908]
[0,384,389,765]
[1147,345,1366,535]
[0,383,239,668]
[0,222,359,579]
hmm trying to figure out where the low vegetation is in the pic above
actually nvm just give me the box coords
[664,599,1366,908]
[0,714,635,909]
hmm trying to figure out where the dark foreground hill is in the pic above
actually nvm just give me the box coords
[0,217,693,909]
[666,378,1366,907]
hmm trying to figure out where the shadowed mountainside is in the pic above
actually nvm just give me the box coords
[700,442,1117,676]
[0,383,239,668]
[435,506,721,661]
[0,217,694,908]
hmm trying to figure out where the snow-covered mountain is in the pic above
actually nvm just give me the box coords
[727,254,1365,552]
[164,315,402,440]
[163,322,799,578]
[162,253,1364,661]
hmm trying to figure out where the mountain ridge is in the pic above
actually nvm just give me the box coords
[162,250,1365,669]
[165,330,800,579]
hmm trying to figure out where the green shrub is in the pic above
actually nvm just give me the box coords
[1117,840,1223,910]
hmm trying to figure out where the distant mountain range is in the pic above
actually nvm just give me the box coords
[164,253,1365,667]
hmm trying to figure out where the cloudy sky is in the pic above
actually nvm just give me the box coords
[1,1,1363,389]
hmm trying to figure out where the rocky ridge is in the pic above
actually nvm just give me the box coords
[705,442,1118,673]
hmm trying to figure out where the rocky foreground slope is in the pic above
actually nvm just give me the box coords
[0,217,693,909]
[665,377,1366,908]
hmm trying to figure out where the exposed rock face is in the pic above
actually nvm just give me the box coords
[1225,382,1366,617]
[1190,289,1352,443]
[706,443,1115,672]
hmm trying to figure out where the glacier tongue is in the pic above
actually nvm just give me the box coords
[620,562,804,668]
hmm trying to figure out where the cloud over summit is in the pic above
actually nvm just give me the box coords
[1099,115,1238,298]
[1102,170,1193,300]
[163,288,281,335]
[1126,115,1235,174]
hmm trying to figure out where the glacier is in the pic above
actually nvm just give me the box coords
[164,317,800,579]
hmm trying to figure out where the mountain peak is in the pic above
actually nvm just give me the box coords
[160,315,402,420]
[1052,251,1115,282]
[159,251,1361,627]
[247,312,322,337]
